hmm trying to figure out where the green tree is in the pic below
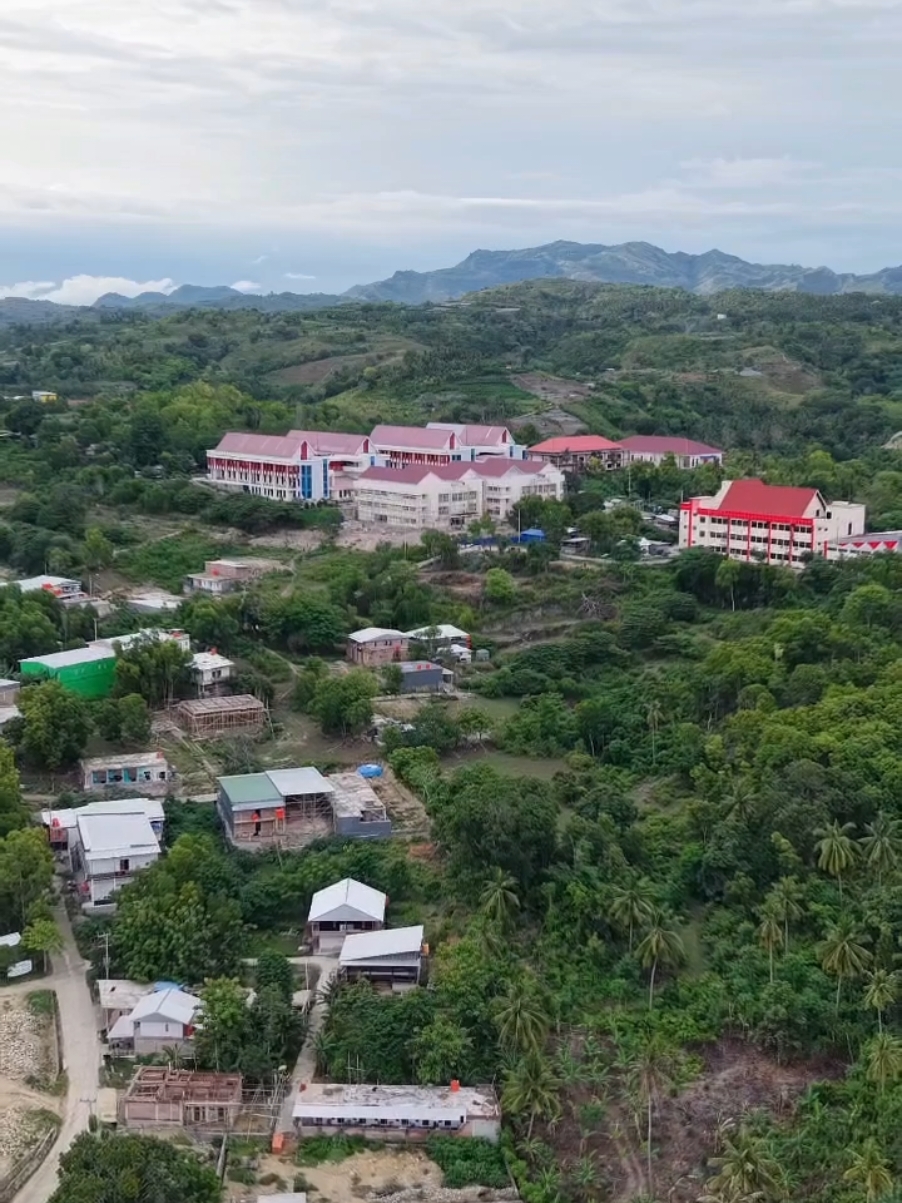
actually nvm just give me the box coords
[0,742,27,836]
[864,969,899,1033]
[381,663,404,696]
[18,681,92,770]
[766,876,804,951]
[255,950,294,1005]
[859,813,902,885]
[819,920,872,1012]
[0,828,55,933]
[636,911,684,1010]
[117,693,152,746]
[627,1036,674,1200]
[49,1131,221,1203]
[864,1032,902,1093]
[756,902,784,985]
[479,868,520,932]
[194,977,251,1072]
[715,558,741,612]
[700,1123,784,1203]
[312,669,378,737]
[411,1015,474,1085]
[494,978,550,1057]
[501,1052,561,1139]
[610,879,655,952]
[484,568,516,606]
[843,1138,894,1202]
[814,820,859,902]
[22,917,63,973]
[646,699,664,766]
[82,526,113,593]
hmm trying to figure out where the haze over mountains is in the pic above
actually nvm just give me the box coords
[6,240,902,326]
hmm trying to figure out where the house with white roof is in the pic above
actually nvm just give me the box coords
[346,627,408,667]
[72,810,161,907]
[108,987,201,1056]
[292,1081,500,1143]
[306,878,387,953]
[339,925,425,986]
[191,651,234,696]
[41,797,165,868]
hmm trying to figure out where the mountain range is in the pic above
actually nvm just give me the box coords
[5,240,902,326]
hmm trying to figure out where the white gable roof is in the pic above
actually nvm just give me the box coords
[308,878,386,924]
[130,987,200,1026]
[348,627,406,644]
[340,925,424,963]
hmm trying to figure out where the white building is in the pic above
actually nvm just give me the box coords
[15,575,90,606]
[619,435,724,468]
[90,629,191,655]
[350,460,564,531]
[679,479,866,568]
[306,878,387,953]
[191,651,234,695]
[81,751,176,795]
[292,1082,500,1143]
[826,530,902,560]
[108,987,201,1056]
[72,810,161,906]
[339,925,425,986]
[426,423,526,460]
[206,430,378,503]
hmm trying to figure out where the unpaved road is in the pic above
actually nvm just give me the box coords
[12,904,100,1203]
[278,955,338,1132]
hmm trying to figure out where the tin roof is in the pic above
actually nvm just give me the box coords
[347,627,406,643]
[20,645,114,671]
[371,424,457,450]
[719,479,820,517]
[213,431,305,459]
[267,767,334,798]
[530,435,622,454]
[218,773,282,808]
[77,811,159,858]
[340,925,424,963]
[308,878,386,924]
[620,435,723,456]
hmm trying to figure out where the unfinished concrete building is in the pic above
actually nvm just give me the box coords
[122,1067,243,1130]
[176,694,267,739]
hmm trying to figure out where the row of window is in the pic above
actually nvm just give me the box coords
[305,1116,460,1129]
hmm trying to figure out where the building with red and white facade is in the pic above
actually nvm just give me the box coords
[206,430,379,503]
[619,435,723,468]
[529,435,625,471]
[349,459,564,530]
[371,424,525,468]
[679,479,866,568]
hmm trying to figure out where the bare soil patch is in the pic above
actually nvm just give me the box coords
[511,372,596,403]
[230,1147,442,1203]
[0,997,60,1177]
[269,354,375,387]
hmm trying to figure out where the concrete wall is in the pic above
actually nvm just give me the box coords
[334,815,393,840]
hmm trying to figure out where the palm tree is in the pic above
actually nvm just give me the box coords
[843,1137,894,1201]
[724,777,758,825]
[636,910,685,1010]
[480,868,520,931]
[756,902,784,985]
[646,700,663,767]
[864,1033,902,1093]
[864,968,899,1033]
[610,879,655,952]
[700,1123,784,1203]
[819,919,872,1012]
[569,1154,601,1202]
[495,981,549,1056]
[766,876,804,951]
[501,1052,562,1139]
[814,820,858,902]
[859,813,902,885]
[627,1035,673,1199]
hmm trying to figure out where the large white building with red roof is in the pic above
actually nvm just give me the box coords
[205,430,379,502]
[680,479,865,567]
[619,435,723,468]
[371,423,526,468]
[529,435,625,471]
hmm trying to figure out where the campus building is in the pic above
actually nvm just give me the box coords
[679,479,866,568]
[619,435,724,468]
[205,430,378,503]
[371,423,525,468]
[529,435,626,472]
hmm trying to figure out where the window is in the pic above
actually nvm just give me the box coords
[119,858,130,873]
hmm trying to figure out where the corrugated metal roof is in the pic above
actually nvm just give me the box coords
[371,424,456,450]
[42,798,164,831]
[219,773,282,807]
[267,767,334,798]
[131,987,200,1026]
[290,430,370,456]
[620,435,723,456]
[405,624,469,641]
[77,811,159,856]
[20,645,114,671]
[340,925,424,963]
[308,878,386,923]
[212,431,305,459]
[347,627,406,643]
[720,479,819,518]
[530,435,622,453]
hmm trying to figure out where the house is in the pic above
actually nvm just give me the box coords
[122,1067,243,1130]
[191,651,234,696]
[346,627,409,667]
[619,435,724,468]
[19,646,117,698]
[338,925,425,986]
[176,694,267,739]
[184,559,268,596]
[349,460,564,530]
[306,878,387,953]
[32,390,58,403]
[397,661,444,694]
[72,810,161,907]
[405,624,470,651]
[291,1082,500,1143]
[327,772,392,840]
[529,435,625,472]
[89,628,191,656]
[97,979,155,1032]
[41,798,165,866]
[80,752,176,796]
[679,479,866,568]
[205,430,377,504]
[108,987,201,1056]
[15,575,91,607]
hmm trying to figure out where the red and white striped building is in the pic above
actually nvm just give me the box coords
[679,479,866,568]
[206,430,378,502]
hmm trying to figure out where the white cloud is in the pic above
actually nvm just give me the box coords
[680,157,819,189]
[285,271,316,280]
[250,254,267,265]
[230,279,262,292]
[0,275,177,304]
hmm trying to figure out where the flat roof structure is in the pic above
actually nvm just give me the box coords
[82,751,169,773]
[191,651,234,673]
[219,773,283,813]
[328,772,389,822]
[97,979,153,1013]
[292,1081,499,1122]
[268,767,333,798]
[77,811,159,858]
[340,925,424,964]
[20,645,113,672]
[348,627,406,644]
[15,575,82,593]
[308,878,386,924]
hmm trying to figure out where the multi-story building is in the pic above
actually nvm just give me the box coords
[205,430,377,503]
[72,810,161,907]
[346,627,409,667]
[620,435,724,468]
[826,531,902,560]
[371,423,525,468]
[349,460,564,530]
[529,435,625,472]
[184,559,268,596]
[425,423,526,460]
[679,479,866,567]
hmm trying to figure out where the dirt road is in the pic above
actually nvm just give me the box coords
[278,955,338,1132]
[12,905,100,1203]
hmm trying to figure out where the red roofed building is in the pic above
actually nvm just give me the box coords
[529,435,625,472]
[619,435,723,468]
[679,478,866,567]
[205,430,379,503]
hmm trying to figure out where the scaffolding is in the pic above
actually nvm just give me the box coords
[176,694,267,739]
[122,1067,286,1138]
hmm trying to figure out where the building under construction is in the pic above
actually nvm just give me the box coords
[176,694,267,739]
[122,1068,243,1130]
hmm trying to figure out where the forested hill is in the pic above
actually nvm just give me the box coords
[2,281,902,461]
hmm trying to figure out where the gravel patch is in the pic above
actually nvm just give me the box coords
[0,1001,45,1080]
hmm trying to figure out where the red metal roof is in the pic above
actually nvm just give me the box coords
[371,425,457,450]
[467,458,547,477]
[290,430,370,455]
[718,479,820,517]
[530,435,622,454]
[356,465,437,485]
[213,432,305,459]
[619,435,723,457]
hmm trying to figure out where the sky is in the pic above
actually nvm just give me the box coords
[2,0,902,304]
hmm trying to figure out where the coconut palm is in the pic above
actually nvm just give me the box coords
[494,980,549,1056]
[636,910,685,1011]
[700,1123,784,1203]
[843,1137,894,1202]
[570,1154,601,1202]
[864,968,899,1033]
[766,875,805,951]
[859,813,902,885]
[646,700,663,767]
[864,1032,902,1093]
[814,820,858,902]
[756,902,784,985]
[724,777,758,825]
[501,1052,562,1139]
[610,879,655,952]
[819,920,872,1012]
[626,1035,673,1199]
[480,868,520,931]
